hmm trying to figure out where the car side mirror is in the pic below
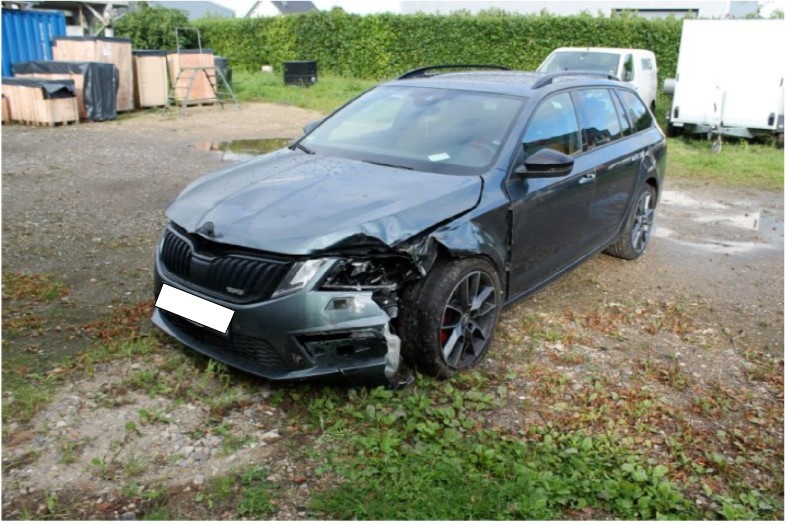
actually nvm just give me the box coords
[514,148,574,178]
[303,119,322,134]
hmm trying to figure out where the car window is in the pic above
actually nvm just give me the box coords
[303,86,526,175]
[522,92,581,158]
[574,89,622,150]
[326,97,404,141]
[611,90,632,137]
[539,51,621,76]
[622,54,634,81]
[617,89,653,132]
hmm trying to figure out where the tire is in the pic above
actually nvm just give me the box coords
[399,258,502,379]
[605,183,657,260]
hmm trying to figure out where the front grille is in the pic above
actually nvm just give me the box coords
[159,227,292,304]
[163,311,297,372]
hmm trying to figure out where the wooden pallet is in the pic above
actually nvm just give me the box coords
[14,119,78,127]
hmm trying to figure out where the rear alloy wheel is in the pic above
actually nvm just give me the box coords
[400,258,501,378]
[605,183,657,260]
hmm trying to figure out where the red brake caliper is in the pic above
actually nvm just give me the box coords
[440,312,449,345]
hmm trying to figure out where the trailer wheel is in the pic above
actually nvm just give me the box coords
[777,133,783,149]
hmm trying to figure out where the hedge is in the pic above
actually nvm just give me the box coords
[195,9,682,82]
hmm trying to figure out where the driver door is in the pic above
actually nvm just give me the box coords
[506,91,597,299]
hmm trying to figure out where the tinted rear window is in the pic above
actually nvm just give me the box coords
[617,89,653,132]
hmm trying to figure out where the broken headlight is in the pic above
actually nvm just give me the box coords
[271,258,333,298]
[319,257,415,291]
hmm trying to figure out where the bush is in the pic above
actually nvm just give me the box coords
[195,9,682,81]
[115,2,195,50]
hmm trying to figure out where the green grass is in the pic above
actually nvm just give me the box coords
[298,376,780,520]
[305,380,689,519]
[666,138,783,191]
[232,71,377,114]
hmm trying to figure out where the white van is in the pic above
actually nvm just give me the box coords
[538,47,658,111]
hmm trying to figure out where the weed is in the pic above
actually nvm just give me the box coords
[2,272,69,302]
[45,492,59,515]
[138,408,171,426]
[123,450,150,478]
[1,373,59,424]
[197,475,236,511]
[90,456,113,480]
[122,482,142,498]
[58,440,80,465]
[238,468,276,518]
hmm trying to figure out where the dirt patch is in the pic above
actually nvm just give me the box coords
[2,103,782,518]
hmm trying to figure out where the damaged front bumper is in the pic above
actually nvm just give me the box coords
[152,258,404,383]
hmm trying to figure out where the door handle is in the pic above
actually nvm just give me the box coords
[578,173,596,185]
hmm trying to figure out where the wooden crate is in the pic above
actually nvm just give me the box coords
[14,72,86,119]
[1,79,78,126]
[167,50,217,105]
[52,37,134,112]
[133,51,168,108]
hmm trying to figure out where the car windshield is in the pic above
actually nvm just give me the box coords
[539,51,621,76]
[301,85,527,175]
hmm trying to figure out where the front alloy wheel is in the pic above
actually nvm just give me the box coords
[400,258,502,378]
[440,271,498,368]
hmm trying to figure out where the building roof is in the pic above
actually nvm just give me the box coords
[245,1,318,17]
[148,1,234,20]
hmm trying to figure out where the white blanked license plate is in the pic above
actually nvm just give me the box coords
[156,284,234,334]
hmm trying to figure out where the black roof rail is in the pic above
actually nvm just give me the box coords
[532,70,620,89]
[397,64,511,80]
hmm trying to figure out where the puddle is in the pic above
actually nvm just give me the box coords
[195,138,292,162]
[657,190,783,255]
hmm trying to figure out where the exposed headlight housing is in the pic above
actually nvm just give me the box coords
[319,256,416,291]
[272,258,333,298]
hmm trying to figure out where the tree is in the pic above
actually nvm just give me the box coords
[115,2,195,50]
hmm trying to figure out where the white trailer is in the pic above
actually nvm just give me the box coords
[664,19,784,144]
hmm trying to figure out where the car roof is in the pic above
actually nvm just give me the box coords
[549,47,654,55]
[387,70,627,98]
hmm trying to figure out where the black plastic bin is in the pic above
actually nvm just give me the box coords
[214,56,232,87]
[283,60,317,87]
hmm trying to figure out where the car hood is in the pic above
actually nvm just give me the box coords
[166,150,482,255]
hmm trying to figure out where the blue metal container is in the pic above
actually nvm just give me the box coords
[2,10,67,77]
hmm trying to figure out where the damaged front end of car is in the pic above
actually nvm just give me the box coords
[152,221,447,386]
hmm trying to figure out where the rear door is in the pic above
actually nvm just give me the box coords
[573,88,641,244]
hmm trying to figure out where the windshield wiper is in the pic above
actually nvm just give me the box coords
[289,141,314,155]
[362,160,413,170]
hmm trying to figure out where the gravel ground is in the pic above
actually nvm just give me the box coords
[1,103,783,519]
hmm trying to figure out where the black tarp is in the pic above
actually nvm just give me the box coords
[132,50,167,57]
[12,60,118,121]
[1,77,76,99]
[53,36,131,43]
